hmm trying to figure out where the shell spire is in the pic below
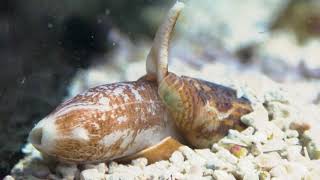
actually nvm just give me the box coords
[146,1,184,84]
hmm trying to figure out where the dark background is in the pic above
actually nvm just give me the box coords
[0,0,171,176]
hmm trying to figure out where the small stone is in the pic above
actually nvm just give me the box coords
[260,139,286,153]
[285,130,299,138]
[266,102,292,125]
[179,146,206,166]
[259,171,271,180]
[56,163,79,180]
[229,145,248,158]
[270,165,287,177]
[107,161,119,173]
[306,141,320,159]
[3,175,15,180]
[203,168,214,176]
[284,162,309,179]
[32,164,50,179]
[97,163,108,174]
[286,137,299,145]
[264,88,289,104]
[241,127,255,136]
[213,170,236,180]
[83,163,107,174]
[252,131,268,143]
[196,149,234,170]
[241,105,269,127]
[241,105,285,139]
[220,138,248,147]
[188,165,203,176]
[290,121,310,134]
[215,146,238,164]
[237,155,256,177]
[80,169,105,180]
[255,152,283,170]
[286,145,304,161]
[169,151,184,164]
[243,172,259,180]
[131,158,148,168]
[251,143,263,156]
[305,170,320,180]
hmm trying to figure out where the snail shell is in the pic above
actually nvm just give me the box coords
[29,78,178,163]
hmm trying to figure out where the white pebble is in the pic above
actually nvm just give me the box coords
[131,158,148,168]
[215,146,238,164]
[3,176,15,180]
[284,162,308,179]
[260,139,286,153]
[213,170,236,180]
[238,155,257,178]
[255,152,283,170]
[56,163,79,180]
[169,151,185,164]
[179,146,206,166]
[285,130,299,138]
[270,165,287,177]
[80,169,105,180]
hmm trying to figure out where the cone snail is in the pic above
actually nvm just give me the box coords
[28,1,252,164]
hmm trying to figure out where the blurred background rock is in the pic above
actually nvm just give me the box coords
[2,0,320,178]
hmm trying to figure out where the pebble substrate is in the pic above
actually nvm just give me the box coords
[6,64,320,180]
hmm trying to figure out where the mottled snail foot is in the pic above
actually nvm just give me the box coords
[116,136,183,164]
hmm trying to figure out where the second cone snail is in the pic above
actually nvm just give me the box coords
[28,1,253,164]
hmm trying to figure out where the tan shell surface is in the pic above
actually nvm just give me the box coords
[31,78,174,163]
[159,73,253,148]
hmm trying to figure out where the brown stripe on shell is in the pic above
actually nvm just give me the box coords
[49,78,170,163]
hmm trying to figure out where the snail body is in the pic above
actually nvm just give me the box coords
[29,1,252,164]
[159,73,252,148]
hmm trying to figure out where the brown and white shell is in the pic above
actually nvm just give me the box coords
[29,78,180,163]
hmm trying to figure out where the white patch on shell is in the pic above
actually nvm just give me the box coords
[54,105,112,119]
[100,113,107,121]
[112,84,131,102]
[205,102,232,121]
[99,129,133,147]
[71,127,90,141]
[130,125,172,155]
[30,116,58,153]
[117,116,127,123]
[122,94,130,102]
[98,97,110,105]
[113,86,124,96]
[150,101,157,115]
[92,122,100,129]
[131,88,143,101]
[80,91,99,98]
